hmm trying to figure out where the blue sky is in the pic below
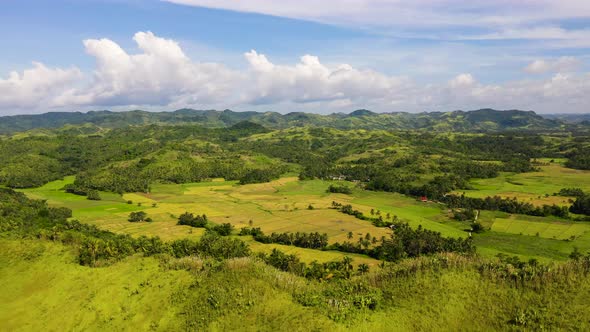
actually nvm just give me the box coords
[1,0,590,114]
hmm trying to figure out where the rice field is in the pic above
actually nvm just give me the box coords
[457,162,590,206]
[19,171,590,263]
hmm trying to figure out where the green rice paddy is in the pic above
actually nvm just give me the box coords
[19,165,590,263]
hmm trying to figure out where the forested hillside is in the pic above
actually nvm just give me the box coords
[0,108,583,134]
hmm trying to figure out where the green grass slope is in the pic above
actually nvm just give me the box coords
[2,239,590,331]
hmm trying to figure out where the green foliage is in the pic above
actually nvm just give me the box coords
[327,222,475,262]
[453,208,476,221]
[471,222,486,233]
[86,190,101,201]
[557,187,586,197]
[444,194,570,219]
[211,223,234,236]
[238,167,284,185]
[0,188,249,266]
[177,212,208,227]
[241,228,329,249]
[0,108,577,134]
[128,211,147,222]
[332,201,390,227]
[566,147,590,170]
[327,184,352,194]
[570,195,590,216]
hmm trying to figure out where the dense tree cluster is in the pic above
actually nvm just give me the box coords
[557,188,586,197]
[211,223,234,236]
[570,195,590,216]
[259,249,365,280]
[0,124,285,191]
[327,184,353,194]
[177,212,208,227]
[566,148,590,170]
[439,160,499,179]
[240,227,328,249]
[128,211,150,222]
[238,167,285,185]
[442,194,570,218]
[379,223,475,260]
[63,183,89,196]
[86,190,101,201]
[329,222,475,262]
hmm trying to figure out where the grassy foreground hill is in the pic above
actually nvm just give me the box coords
[2,238,590,331]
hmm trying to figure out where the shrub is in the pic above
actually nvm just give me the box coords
[86,190,101,201]
[328,184,352,194]
[128,211,148,222]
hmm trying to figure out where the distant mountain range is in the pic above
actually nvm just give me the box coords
[0,108,586,134]
[542,113,590,124]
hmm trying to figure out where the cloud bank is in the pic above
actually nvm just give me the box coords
[1,31,589,114]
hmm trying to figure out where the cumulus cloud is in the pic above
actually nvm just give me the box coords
[241,50,409,105]
[524,57,580,74]
[449,73,475,88]
[63,31,238,107]
[1,31,590,114]
[416,72,590,113]
[0,62,82,109]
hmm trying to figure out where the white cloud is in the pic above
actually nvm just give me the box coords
[163,1,590,50]
[449,73,475,88]
[415,72,590,113]
[524,57,581,74]
[164,1,590,29]
[64,31,238,107]
[0,62,82,110]
[241,50,409,105]
[1,31,590,114]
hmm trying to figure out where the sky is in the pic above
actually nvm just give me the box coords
[1,0,590,115]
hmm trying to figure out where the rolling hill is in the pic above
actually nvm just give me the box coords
[0,108,577,134]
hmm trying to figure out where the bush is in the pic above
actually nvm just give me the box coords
[128,211,147,222]
[471,222,485,233]
[177,212,208,227]
[86,190,101,201]
[328,184,352,194]
[212,223,234,236]
[570,195,590,216]
[453,208,476,221]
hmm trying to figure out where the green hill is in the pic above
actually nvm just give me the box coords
[0,108,576,134]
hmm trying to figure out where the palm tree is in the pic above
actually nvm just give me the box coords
[342,256,353,271]
[358,263,369,274]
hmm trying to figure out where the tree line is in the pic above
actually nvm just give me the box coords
[326,222,475,262]
[239,227,328,249]
[442,194,571,219]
